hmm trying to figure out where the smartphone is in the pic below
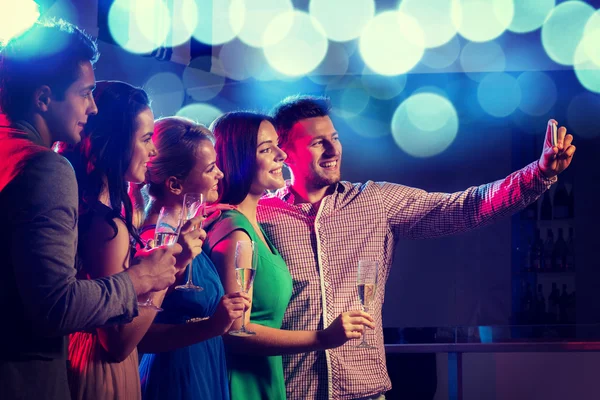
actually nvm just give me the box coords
[551,122,558,147]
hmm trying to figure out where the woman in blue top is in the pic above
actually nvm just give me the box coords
[136,116,251,400]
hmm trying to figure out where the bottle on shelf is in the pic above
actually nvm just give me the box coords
[548,282,560,323]
[553,228,568,271]
[559,284,569,324]
[520,282,534,324]
[566,227,575,271]
[521,199,538,221]
[530,229,543,271]
[536,283,546,324]
[543,229,555,271]
[553,182,570,219]
[540,191,553,221]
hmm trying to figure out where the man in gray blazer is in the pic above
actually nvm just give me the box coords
[0,20,181,399]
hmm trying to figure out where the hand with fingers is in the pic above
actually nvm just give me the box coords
[210,292,252,335]
[201,203,237,230]
[175,215,206,270]
[127,243,183,296]
[538,119,576,178]
[317,310,376,349]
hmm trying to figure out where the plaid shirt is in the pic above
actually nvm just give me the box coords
[256,161,555,400]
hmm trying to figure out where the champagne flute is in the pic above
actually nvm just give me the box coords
[355,260,378,349]
[175,193,205,291]
[228,240,257,337]
[139,206,182,312]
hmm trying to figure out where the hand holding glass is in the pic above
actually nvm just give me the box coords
[356,260,378,349]
[175,193,205,291]
[139,206,182,312]
[228,240,257,337]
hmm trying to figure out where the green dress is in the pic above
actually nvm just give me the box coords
[204,210,293,400]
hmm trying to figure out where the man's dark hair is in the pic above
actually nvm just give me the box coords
[0,19,99,121]
[211,111,274,205]
[270,94,331,150]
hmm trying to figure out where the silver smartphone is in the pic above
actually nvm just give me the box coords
[551,122,558,147]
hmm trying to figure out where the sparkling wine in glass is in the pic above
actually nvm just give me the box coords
[139,206,182,312]
[175,193,205,291]
[355,260,378,349]
[229,240,257,337]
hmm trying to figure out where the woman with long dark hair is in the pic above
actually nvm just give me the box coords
[204,111,374,400]
[57,81,202,400]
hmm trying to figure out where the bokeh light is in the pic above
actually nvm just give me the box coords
[574,41,600,94]
[218,39,253,81]
[361,66,407,100]
[508,0,555,33]
[460,41,506,81]
[421,36,462,70]
[451,0,514,43]
[309,0,375,42]
[108,0,171,54]
[263,11,328,77]
[566,91,600,139]
[347,113,391,139]
[192,0,245,46]
[0,0,40,44]
[176,103,224,127]
[144,72,185,119]
[477,73,521,118]
[517,71,557,116]
[399,0,457,48]
[168,0,198,47]
[580,9,600,67]
[327,78,370,119]
[307,43,350,86]
[391,93,459,158]
[359,11,425,76]
[541,0,594,66]
[237,0,293,47]
[183,57,226,102]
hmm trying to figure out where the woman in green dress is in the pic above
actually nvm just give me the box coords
[203,111,375,400]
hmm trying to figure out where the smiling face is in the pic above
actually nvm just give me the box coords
[250,120,287,194]
[182,139,224,204]
[284,115,342,189]
[124,107,156,183]
[45,61,98,144]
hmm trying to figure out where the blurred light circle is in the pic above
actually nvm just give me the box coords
[517,71,557,116]
[238,0,293,47]
[108,0,171,54]
[183,57,226,101]
[169,0,198,47]
[176,103,223,127]
[348,113,391,138]
[413,86,448,98]
[541,0,594,66]
[580,9,600,67]
[566,92,600,139]
[391,93,459,158]
[0,0,40,44]
[218,39,253,81]
[359,11,425,76]
[327,78,370,119]
[451,0,514,43]
[361,66,407,100]
[477,72,521,118]
[192,0,245,46]
[508,0,555,33]
[460,41,506,81]
[143,72,185,119]
[309,0,375,42]
[421,35,461,70]
[399,0,457,48]
[574,41,600,94]
[307,42,350,85]
[263,11,328,77]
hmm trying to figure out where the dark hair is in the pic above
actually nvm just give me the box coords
[270,95,331,150]
[147,116,214,199]
[0,19,99,121]
[58,80,150,246]
[211,111,273,205]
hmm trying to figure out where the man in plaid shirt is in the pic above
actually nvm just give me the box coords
[256,95,576,400]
